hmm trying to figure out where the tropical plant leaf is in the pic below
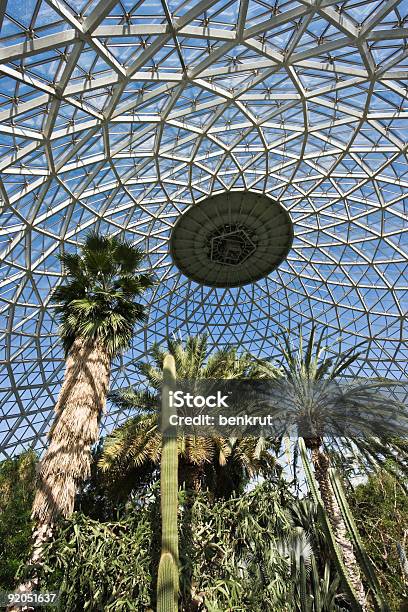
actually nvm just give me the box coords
[52,232,154,356]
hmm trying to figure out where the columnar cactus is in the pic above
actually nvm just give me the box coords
[157,354,179,612]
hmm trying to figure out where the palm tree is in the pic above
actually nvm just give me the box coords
[24,233,154,591]
[273,325,408,610]
[98,335,280,498]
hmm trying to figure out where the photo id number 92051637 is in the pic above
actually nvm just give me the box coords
[0,592,60,608]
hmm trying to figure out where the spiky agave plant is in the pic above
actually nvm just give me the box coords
[19,233,154,597]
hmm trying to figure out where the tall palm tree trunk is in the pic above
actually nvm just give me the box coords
[10,337,110,607]
[33,337,110,522]
[311,447,367,609]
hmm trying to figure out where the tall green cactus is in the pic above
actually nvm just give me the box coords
[157,354,179,612]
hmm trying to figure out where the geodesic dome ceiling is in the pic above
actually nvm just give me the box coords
[0,0,407,457]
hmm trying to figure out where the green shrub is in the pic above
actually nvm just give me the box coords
[0,451,37,590]
[39,481,298,611]
[35,478,359,611]
[39,510,156,611]
[349,469,408,611]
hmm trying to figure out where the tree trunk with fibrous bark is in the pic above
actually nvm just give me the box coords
[8,337,110,611]
[309,444,367,610]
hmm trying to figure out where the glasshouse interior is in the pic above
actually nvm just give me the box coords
[0,0,407,610]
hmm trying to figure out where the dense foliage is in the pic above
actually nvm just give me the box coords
[100,335,280,498]
[0,451,37,590]
[350,469,408,611]
[2,439,407,610]
[2,329,407,611]
[36,480,355,611]
[2,443,408,610]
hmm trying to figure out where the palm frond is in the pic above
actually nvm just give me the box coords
[99,335,278,496]
[108,387,158,413]
[53,232,152,355]
[98,414,160,473]
[137,362,163,389]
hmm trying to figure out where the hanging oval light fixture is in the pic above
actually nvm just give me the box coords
[170,191,294,288]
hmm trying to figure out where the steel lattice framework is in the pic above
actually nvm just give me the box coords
[0,0,407,457]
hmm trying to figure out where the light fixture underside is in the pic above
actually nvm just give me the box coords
[170,192,293,287]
